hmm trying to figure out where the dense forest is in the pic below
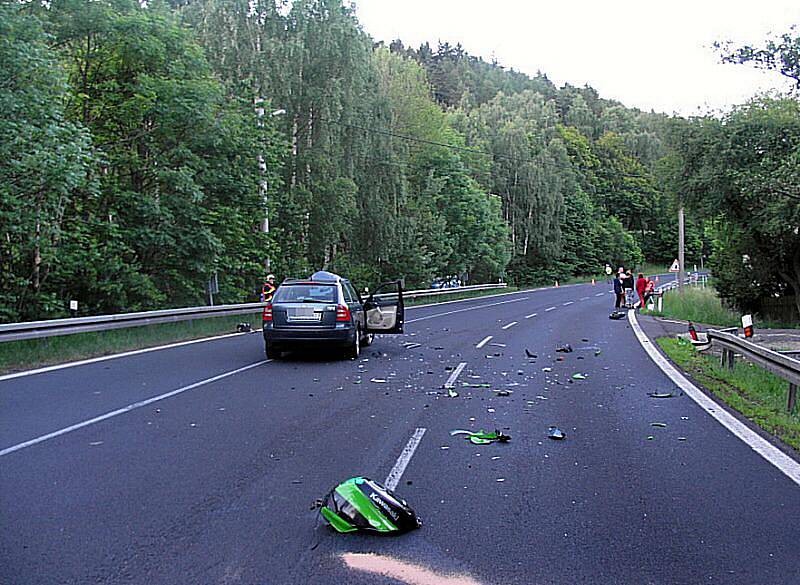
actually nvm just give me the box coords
[1,0,796,322]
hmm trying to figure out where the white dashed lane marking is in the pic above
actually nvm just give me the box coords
[443,362,468,389]
[545,307,556,312]
[384,428,427,491]
[476,336,493,349]
[501,321,518,330]
[525,313,537,319]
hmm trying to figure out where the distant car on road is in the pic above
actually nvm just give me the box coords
[262,271,404,359]
[430,277,461,289]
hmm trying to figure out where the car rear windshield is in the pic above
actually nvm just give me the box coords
[273,283,337,304]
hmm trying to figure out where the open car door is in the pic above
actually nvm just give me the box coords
[364,280,404,334]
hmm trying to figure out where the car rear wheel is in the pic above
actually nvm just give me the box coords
[265,342,281,360]
[345,327,361,359]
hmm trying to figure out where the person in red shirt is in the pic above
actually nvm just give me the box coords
[635,273,647,308]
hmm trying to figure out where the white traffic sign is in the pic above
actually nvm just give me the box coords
[669,259,680,272]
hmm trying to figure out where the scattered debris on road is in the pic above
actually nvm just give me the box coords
[525,349,537,358]
[450,429,511,445]
[571,373,587,380]
[650,422,667,428]
[648,392,675,398]
[447,388,459,398]
[556,344,573,353]
[548,426,566,440]
[236,322,252,333]
[370,378,387,383]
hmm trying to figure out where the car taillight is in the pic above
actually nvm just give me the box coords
[262,303,273,321]
[336,304,351,322]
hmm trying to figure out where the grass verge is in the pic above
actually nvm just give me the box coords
[0,313,263,375]
[658,336,800,451]
[644,284,797,328]
[644,286,741,327]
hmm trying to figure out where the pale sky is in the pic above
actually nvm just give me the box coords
[352,0,799,115]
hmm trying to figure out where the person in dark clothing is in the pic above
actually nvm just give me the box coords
[613,273,624,309]
[622,269,635,307]
[636,273,647,307]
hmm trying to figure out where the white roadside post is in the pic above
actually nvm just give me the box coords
[742,314,754,338]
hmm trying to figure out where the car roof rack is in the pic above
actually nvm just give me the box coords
[281,271,345,285]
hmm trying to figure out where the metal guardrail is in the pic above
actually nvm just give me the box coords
[708,329,800,413]
[0,283,507,343]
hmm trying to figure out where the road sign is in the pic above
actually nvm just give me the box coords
[669,259,680,272]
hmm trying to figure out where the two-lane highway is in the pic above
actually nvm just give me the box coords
[2,283,799,584]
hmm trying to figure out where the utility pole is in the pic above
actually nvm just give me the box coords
[254,98,285,272]
[678,205,686,292]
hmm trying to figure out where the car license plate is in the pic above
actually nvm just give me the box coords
[289,307,320,321]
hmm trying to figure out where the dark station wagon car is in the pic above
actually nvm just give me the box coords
[262,271,404,359]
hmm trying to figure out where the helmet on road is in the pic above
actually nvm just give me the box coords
[318,477,422,534]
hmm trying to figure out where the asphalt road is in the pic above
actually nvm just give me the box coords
[2,283,799,585]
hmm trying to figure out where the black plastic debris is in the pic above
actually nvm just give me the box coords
[525,349,538,359]
[609,311,625,320]
[548,426,566,440]
[237,323,252,333]
[556,344,573,353]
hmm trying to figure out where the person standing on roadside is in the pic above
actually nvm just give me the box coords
[644,278,656,306]
[261,274,277,302]
[623,269,635,308]
[613,271,624,310]
[605,264,613,283]
[635,272,647,308]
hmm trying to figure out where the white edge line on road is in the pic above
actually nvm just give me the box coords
[475,336,493,349]
[0,331,253,383]
[0,360,269,458]
[628,310,800,487]
[384,427,427,491]
[545,307,556,312]
[501,321,518,330]
[525,313,537,319]
[443,362,468,389]
[562,301,574,306]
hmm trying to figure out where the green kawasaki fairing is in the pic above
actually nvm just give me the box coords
[320,477,421,534]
